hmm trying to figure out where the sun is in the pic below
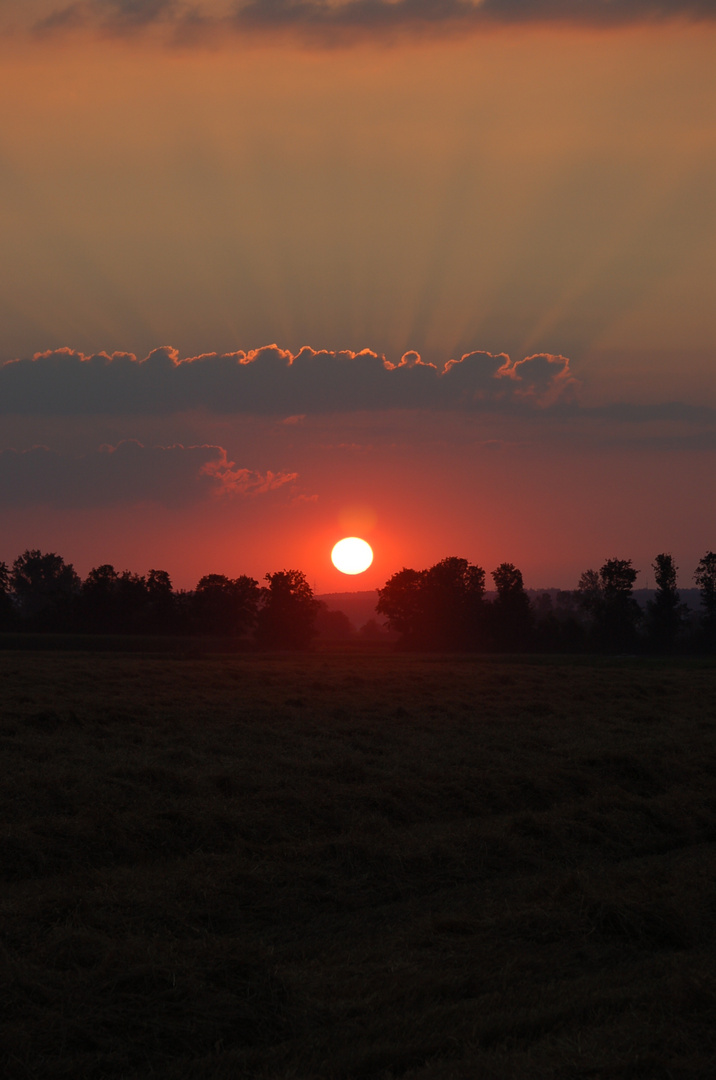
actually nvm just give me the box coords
[331,537,374,575]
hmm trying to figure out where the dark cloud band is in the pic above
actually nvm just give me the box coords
[0,346,577,416]
[21,0,716,42]
[0,439,297,507]
[232,0,716,32]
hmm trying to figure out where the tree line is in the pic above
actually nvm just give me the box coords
[377,553,716,654]
[0,547,715,652]
[0,552,319,648]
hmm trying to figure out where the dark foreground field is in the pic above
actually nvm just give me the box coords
[2,652,716,1079]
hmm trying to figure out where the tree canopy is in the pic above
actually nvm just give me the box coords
[255,570,320,649]
[378,557,487,650]
[577,557,641,652]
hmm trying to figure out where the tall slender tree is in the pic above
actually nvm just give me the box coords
[490,562,532,651]
[646,553,683,653]
[0,560,17,630]
[694,551,716,648]
[145,568,176,633]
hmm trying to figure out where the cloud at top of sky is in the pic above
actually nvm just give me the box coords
[0,346,579,416]
[9,0,716,43]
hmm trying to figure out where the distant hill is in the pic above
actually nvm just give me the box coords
[316,590,380,630]
[632,588,702,611]
[528,587,703,612]
[318,587,705,630]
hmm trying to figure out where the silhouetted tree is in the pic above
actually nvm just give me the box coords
[116,571,153,631]
[145,568,177,632]
[359,618,390,642]
[377,557,486,649]
[147,568,172,596]
[530,590,587,653]
[376,567,426,645]
[421,557,487,649]
[192,574,260,637]
[577,557,640,652]
[11,549,80,630]
[601,558,641,650]
[0,560,17,630]
[576,569,602,619]
[81,564,122,632]
[81,565,152,633]
[646,553,683,653]
[255,570,319,649]
[694,551,716,648]
[315,603,355,642]
[490,562,533,650]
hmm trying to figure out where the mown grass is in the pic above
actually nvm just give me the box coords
[2,651,716,1079]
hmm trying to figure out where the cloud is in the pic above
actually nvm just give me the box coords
[30,0,179,36]
[0,439,297,507]
[585,401,716,424]
[231,0,716,34]
[500,352,579,405]
[17,0,716,44]
[0,345,578,416]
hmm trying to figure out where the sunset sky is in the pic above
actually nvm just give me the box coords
[1,1,715,592]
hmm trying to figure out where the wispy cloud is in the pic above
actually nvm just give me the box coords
[16,0,716,44]
[0,439,297,507]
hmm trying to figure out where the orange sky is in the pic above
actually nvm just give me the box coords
[0,9,714,591]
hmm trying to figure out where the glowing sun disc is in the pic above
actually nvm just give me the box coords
[331,537,374,575]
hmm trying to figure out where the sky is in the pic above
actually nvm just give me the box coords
[0,0,715,593]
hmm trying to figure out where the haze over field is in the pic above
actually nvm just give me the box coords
[1,1,714,589]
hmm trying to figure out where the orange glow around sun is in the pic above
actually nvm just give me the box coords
[331,537,374,575]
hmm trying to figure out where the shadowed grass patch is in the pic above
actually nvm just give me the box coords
[1,652,716,1078]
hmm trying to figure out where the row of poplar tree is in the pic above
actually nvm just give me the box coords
[1,548,715,652]
[375,553,716,653]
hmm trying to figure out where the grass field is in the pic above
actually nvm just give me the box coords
[2,650,716,1079]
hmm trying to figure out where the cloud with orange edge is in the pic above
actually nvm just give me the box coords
[0,345,579,415]
[0,440,298,507]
